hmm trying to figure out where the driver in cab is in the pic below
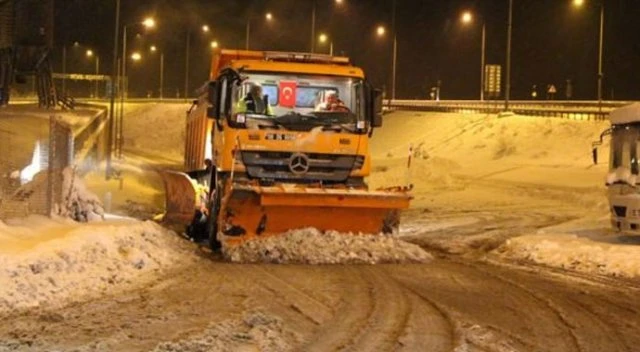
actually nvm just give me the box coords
[236,83,274,115]
[316,92,349,112]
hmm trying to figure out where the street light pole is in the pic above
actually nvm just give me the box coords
[505,0,513,111]
[107,0,120,179]
[185,30,190,100]
[245,19,251,50]
[391,0,397,100]
[119,24,128,158]
[160,52,164,100]
[62,46,67,96]
[597,3,604,109]
[481,23,486,101]
[392,34,397,100]
[95,56,100,98]
[311,0,317,53]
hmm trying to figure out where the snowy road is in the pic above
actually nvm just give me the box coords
[1,251,639,351]
[2,108,639,351]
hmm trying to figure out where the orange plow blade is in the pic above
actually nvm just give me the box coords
[159,171,198,225]
[218,185,411,246]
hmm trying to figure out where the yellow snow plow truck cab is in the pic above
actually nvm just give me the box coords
[162,49,411,249]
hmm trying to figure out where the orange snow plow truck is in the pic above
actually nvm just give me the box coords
[162,50,411,249]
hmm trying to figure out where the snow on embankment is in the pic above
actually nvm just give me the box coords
[122,103,187,161]
[495,233,640,278]
[0,218,195,314]
[368,111,609,196]
[224,228,433,264]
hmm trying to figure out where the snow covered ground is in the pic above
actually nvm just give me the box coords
[0,216,196,315]
[367,111,640,279]
[2,107,640,352]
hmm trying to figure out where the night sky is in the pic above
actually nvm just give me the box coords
[52,0,640,100]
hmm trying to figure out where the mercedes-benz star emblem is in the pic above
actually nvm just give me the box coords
[289,153,310,175]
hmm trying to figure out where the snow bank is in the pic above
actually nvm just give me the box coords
[57,167,104,222]
[495,233,640,278]
[223,228,433,264]
[0,219,195,314]
[153,311,298,352]
[14,167,105,222]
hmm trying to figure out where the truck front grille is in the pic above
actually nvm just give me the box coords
[241,151,359,182]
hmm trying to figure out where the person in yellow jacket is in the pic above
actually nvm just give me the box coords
[236,83,274,115]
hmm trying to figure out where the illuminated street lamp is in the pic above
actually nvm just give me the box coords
[572,0,605,108]
[210,41,219,49]
[119,16,156,158]
[375,24,397,100]
[318,33,333,55]
[246,11,274,50]
[461,11,473,24]
[149,45,164,100]
[142,18,155,29]
[461,10,487,101]
[310,0,345,53]
[185,24,212,99]
[86,49,100,98]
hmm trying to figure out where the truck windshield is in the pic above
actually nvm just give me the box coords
[611,125,640,174]
[231,73,365,132]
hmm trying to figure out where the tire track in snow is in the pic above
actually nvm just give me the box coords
[465,261,632,352]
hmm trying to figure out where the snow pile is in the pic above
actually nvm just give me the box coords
[495,233,640,278]
[223,228,433,264]
[153,311,298,352]
[57,167,104,222]
[0,219,195,314]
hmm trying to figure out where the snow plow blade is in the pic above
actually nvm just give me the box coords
[160,171,197,225]
[219,185,411,246]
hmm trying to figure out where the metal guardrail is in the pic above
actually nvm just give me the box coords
[72,103,109,166]
[386,100,636,121]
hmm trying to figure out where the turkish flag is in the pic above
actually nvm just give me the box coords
[279,81,297,108]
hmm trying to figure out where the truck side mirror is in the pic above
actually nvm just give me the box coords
[592,147,598,165]
[207,80,220,119]
[372,88,383,127]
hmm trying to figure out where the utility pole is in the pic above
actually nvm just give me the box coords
[505,0,513,111]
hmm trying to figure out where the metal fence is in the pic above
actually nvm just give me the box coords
[0,115,72,220]
[386,99,634,121]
